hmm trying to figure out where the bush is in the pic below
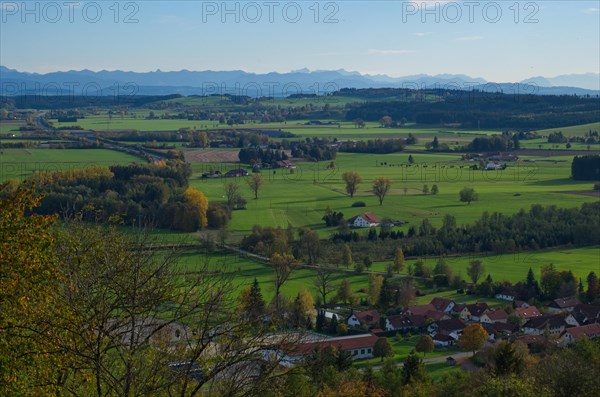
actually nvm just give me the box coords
[206,203,231,229]
[352,201,366,207]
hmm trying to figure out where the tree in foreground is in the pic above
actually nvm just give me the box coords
[415,335,434,357]
[341,171,362,198]
[373,337,393,362]
[342,244,353,268]
[467,259,485,284]
[401,350,428,385]
[459,186,478,205]
[337,279,352,304]
[459,323,489,356]
[247,173,264,199]
[372,176,393,205]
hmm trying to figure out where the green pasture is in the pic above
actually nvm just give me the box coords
[191,152,597,237]
[0,148,140,181]
[537,122,600,137]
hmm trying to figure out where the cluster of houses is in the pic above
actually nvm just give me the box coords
[340,296,600,352]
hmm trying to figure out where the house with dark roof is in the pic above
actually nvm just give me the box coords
[572,304,600,324]
[549,296,579,313]
[406,304,435,316]
[523,314,568,336]
[347,309,380,328]
[385,315,415,332]
[434,318,466,337]
[224,168,249,177]
[495,289,516,302]
[430,297,456,314]
[433,333,456,347]
[465,303,490,322]
[347,213,381,228]
[560,323,600,345]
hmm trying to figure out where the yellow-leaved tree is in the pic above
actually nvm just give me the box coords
[183,186,209,230]
[0,184,63,395]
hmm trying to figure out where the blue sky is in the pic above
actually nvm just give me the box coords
[1,1,599,81]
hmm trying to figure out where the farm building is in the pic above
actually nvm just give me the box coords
[347,213,381,228]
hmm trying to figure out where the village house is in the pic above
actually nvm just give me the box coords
[433,333,456,347]
[347,309,380,328]
[548,296,580,313]
[347,213,381,228]
[480,310,509,324]
[385,315,415,332]
[452,303,470,321]
[571,304,600,324]
[430,297,456,314]
[523,314,568,336]
[514,306,542,320]
[495,289,516,302]
[560,323,600,345]
[465,303,490,322]
[432,318,466,339]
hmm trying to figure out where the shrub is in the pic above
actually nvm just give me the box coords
[352,201,366,207]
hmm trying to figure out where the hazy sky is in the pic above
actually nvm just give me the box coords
[1,1,599,81]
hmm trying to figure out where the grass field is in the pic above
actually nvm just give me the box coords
[0,148,141,181]
[537,122,600,137]
[190,152,597,237]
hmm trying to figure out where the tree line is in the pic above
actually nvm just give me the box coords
[14,160,211,232]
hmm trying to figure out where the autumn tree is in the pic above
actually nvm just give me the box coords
[393,247,405,273]
[337,279,352,304]
[459,323,489,356]
[183,186,209,229]
[459,186,479,205]
[292,288,315,328]
[397,277,417,308]
[342,244,353,268]
[368,274,384,305]
[467,260,485,284]
[247,173,264,199]
[342,171,362,198]
[0,185,62,395]
[415,335,434,357]
[373,338,393,361]
[372,176,393,205]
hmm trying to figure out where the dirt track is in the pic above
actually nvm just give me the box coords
[184,149,241,163]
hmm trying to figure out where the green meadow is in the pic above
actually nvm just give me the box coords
[190,152,597,237]
[0,148,140,181]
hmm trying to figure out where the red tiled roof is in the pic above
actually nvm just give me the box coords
[407,304,435,316]
[388,315,413,328]
[563,323,600,341]
[353,309,380,325]
[430,297,454,312]
[486,310,508,321]
[515,306,542,319]
[362,212,381,224]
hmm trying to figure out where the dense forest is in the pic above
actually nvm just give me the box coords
[345,90,600,129]
[571,155,600,180]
